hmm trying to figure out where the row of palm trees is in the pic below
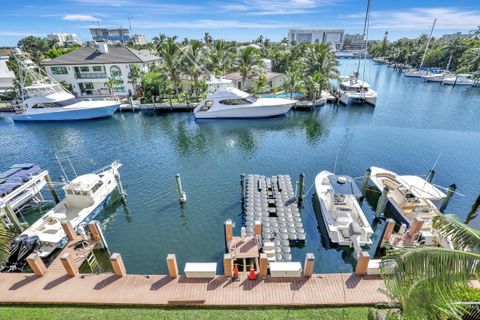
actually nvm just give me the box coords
[138,34,339,104]
[369,32,480,74]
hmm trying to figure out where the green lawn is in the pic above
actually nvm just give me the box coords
[0,306,371,320]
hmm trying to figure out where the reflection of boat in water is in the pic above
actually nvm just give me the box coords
[11,50,119,122]
[194,78,295,119]
[315,171,373,248]
[5,162,122,268]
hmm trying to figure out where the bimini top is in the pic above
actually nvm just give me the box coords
[206,86,250,100]
[327,174,362,197]
[398,175,446,200]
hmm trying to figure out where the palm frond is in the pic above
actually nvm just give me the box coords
[0,223,12,264]
[433,214,480,250]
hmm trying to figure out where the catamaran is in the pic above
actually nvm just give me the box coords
[315,171,373,248]
[11,50,119,122]
[442,74,476,86]
[337,0,378,106]
[194,77,295,119]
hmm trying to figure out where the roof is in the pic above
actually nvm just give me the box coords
[64,174,100,192]
[224,72,285,82]
[0,58,15,79]
[42,47,160,66]
[327,175,362,197]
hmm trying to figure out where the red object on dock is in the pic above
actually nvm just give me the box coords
[248,264,256,280]
[233,263,239,279]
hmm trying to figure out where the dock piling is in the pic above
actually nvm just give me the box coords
[375,186,389,218]
[240,174,245,204]
[465,194,480,225]
[26,253,47,277]
[408,217,424,237]
[224,219,233,243]
[297,173,305,205]
[88,220,110,253]
[426,169,435,183]
[355,251,370,276]
[44,173,60,203]
[110,253,127,277]
[381,219,396,247]
[61,221,76,242]
[259,253,268,278]
[361,168,371,197]
[440,184,456,213]
[60,253,78,277]
[166,254,179,278]
[303,253,315,277]
[223,253,233,278]
[175,174,187,203]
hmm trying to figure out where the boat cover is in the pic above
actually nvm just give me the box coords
[0,164,41,196]
[327,175,362,197]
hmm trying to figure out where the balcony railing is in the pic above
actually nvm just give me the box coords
[74,72,108,79]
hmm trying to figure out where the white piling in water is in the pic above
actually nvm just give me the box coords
[175,174,187,203]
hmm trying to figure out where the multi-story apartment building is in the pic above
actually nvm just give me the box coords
[90,28,130,43]
[47,33,80,47]
[288,29,345,49]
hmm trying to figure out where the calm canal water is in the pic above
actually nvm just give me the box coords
[1,60,479,274]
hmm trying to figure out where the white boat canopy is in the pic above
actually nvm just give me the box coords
[206,86,250,100]
[398,175,446,200]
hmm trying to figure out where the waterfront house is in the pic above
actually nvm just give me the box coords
[0,55,15,95]
[42,43,160,97]
[224,72,286,92]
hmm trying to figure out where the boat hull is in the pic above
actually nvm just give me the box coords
[194,104,293,119]
[12,103,120,121]
[339,94,377,106]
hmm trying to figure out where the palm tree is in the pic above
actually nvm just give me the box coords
[380,214,480,320]
[443,38,466,71]
[237,47,262,90]
[128,64,140,97]
[156,37,182,98]
[0,223,12,264]
[285,61,305,99]
[182,40,205,100]
[105,77,118,97]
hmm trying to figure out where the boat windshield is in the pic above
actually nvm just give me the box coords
[246,96,257,103]
[219,98,252,105]
[32,98,82,109]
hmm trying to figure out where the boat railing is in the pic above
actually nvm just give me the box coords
[91,161,122,175]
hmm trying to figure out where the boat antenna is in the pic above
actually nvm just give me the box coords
[55,153,70,182]
[333,147,341,174]
[419,18,437,68]
[356,0,371,80]
[66,155,78,177]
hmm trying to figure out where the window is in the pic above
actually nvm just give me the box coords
[66,190,73,195]
[83,82,94,89]
[92,66,103,72]
[51,66,68,75]
[91,180,104,194]
[219,98,252,105]
[80,66,89,72]
[110,65,122,80]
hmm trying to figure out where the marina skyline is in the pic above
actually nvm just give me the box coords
[1,0,480,46]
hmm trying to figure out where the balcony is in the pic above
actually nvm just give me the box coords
[74,72,108,80]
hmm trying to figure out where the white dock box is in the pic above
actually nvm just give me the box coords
[367,259,381,275]
[269,262,302,278]
[184,263,217,278]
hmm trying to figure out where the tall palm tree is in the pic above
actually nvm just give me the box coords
[380,214,480,320]
[156,37,182,98]
[237,47,262,90]
[285,61,305,99]
[443,38,466,71]
[105,77,118,97]
[182,40,205,99]
[207,40,234,77]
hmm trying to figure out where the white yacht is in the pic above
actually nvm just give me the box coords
[369,166,446,226]
[337,0,377,107]
[404,69,428,78]
[422,72,449,82]
[194,78,295,119]
[315,171,373,247]
[442,74,476,86]
[20,161,122,257]
[338,75,378,106]
[11,51,119,122]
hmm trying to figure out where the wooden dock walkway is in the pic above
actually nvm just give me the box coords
[0,271,389,306]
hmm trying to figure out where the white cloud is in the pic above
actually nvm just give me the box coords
[0,31,43,37]
[69,0,132,6]
[346,7,480,30]
[132,19,299,29]
[221,0,341,16]
[63,14,99,21]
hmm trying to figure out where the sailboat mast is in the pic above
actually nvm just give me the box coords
[356,0,371,77]
[420,18,437,68]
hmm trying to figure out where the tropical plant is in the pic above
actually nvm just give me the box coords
[128,64,140,97]
[182,40,205,99]
[285,61,305,99]
[237,46,263,90]
[380,214,480,320]
[0,223,12,264]
[105,77,119,97]
[156,36,182,99]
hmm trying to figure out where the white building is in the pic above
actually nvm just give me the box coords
[131,34,147,45]
[440,32,471,41]
[288,29,344,49]
[0,56,15,95]
[42,43,160,97]
[343,33,365,50]
[224,72,286,91]
[47,33,79,47]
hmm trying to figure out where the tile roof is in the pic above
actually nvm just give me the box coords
[42,47,159,66]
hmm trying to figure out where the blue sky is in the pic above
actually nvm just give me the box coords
[1,0,480,46]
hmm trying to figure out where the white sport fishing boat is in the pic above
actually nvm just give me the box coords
[193,78,295,119]
[337,0,377,106]
[315,171,373,247]
[442,74,476,86]
[338,75,378,106]
[11,50,119,122]
[20,161,122,257]
[369,166,446,226]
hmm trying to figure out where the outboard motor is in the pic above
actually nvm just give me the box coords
[1,235,40,272]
